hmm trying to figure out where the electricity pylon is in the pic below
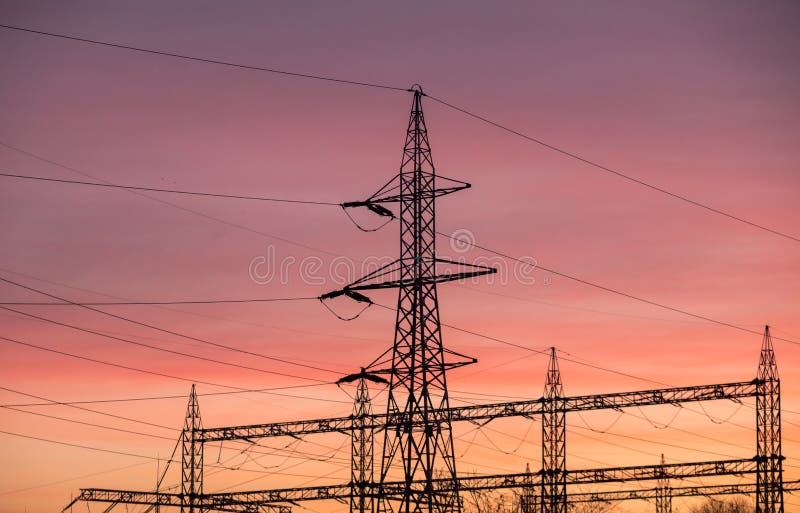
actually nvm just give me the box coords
[655,454,672,513]
[339,369,389,513]
[541,348,566,513]
[331,85,496,513]
[756,325,784,513]
[182,384,203,513]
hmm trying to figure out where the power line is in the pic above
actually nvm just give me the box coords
[435,230,800,347]
[0,386,355,470]
[426,94,800,244]
[0,382,332,408]
[0,428,170,461]
[0,334,264,392]
[0,24,408,92]
[0,297,316,305]
[2,405,177,442]
[0,171,340,205]
[1,304,332,382]
[4,24,788,245]
[0,335,343,404]
[0,275,339,376]
[0,141,351,259]
[0,461,148,497]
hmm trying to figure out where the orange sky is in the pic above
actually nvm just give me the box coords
[0,1,799,512]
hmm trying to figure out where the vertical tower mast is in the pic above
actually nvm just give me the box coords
[381,86,457,513]
[181,385,203,513]
[756,325,784,513]
[332,86,495,513]
[655,454,672,513]
[339,369,388,513]
[541,348,566,513]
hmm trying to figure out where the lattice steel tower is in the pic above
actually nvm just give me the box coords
[756,325,784,513]
[655,454,672,513]
[541,348,566,513]
[335,86,495,513]
[181,384,204,513]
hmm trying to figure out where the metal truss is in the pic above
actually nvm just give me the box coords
[76,457,758,507]
[198,380,759,443]
[61,82,785,513]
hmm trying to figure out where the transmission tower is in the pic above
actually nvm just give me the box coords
[182,384,203,513]
[541,348,566,513]
[332,85,495,513]
[655,454,672,513]
[756,325,784,513]
[339,369,389,513]
[517,463,537,513]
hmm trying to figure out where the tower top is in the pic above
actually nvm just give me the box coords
[758,325,779,381]
[544,347,563,398]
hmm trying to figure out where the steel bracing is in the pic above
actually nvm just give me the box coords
[182,384,203,513]
[655,454,672,513]
[541,348,566,513]
[330,86,494,513]
[757,326,784,513]
[339,370,387,513]
[67,328,786,513]
[197,380,760,443]
[63,85,787,513]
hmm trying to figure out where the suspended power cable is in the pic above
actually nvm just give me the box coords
[0,142,352,259]
[425,93,800,244]
[434,230,800,347]
[0,297,317,305]
[0,382,332,408]
[1,405,176,442]
[0,171,340,205]
[0,335,341,403]
[0,428,173,461]
[0,275,339,376]
[1,304,332,382]
[0,24,408,92]
[0,385,177,432]
[0,461,148,497]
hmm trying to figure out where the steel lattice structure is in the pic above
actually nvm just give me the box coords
[64,89,787,513]
[757,326,784,512]
[182,384,203,513]
[332,85,495,513]
[542,348,566,513]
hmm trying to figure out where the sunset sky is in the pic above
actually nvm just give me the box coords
[1,1,799,512]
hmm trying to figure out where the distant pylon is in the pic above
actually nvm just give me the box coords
[181,385,203,513]
[541,348,566,513]
[756,326,784,513]
[339,369,389,513]
[517,463,537,513]
[655,454,672,513]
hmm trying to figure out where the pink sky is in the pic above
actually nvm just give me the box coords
[0,1,799,512]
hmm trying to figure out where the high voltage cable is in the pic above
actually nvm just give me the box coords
[425,94,800,244]
[435,230,800,347]
[3,25,795,245]
[0,335,343,403]
[0,462,149,497]
[0,24,408,92]
[1,387,352,466]
[0,297,317,305]
[0,171,340,205]
[0,428,172,461]
[0,334,241,390]
[0,275,339,375]
[0,382,332,408]
[1,304,331,382]
[0,142,348,259]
